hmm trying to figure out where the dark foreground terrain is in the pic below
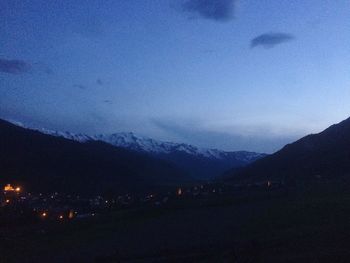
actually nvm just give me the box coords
[1,181,350,263]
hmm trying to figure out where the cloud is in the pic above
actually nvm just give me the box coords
[251,33,295,48]
[103,100,113,104]
[0,59,31,74]
[182,0,237,21]
[73,84,87,90]
[96,78,103,86]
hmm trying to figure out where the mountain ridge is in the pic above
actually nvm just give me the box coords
[0,118,189,195]
[36,128,265,161]
[225,116,350,184]
[7,119,266,179]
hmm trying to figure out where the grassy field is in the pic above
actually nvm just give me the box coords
[1,182,350,262]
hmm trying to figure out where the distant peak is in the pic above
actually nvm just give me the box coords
[3,118,266,161]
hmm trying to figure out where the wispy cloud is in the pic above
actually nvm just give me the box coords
[251,33,295,49]
[103,100,113,105]
[73,84,87,90]
[96,78,103,86]
[181,0,237,22]
[0,59,31,74]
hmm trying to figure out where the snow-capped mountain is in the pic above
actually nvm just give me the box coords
[93,132,266,162]
[9,120,266,179]
[0,118,188,195]
[35,129,265,162]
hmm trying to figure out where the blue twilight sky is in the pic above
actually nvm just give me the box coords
[1,0,350,153]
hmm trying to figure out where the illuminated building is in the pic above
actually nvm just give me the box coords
[4,184,14,192]
[4,184,21,193]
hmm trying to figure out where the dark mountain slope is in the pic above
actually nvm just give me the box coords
[31,128,266,180]
[225,117,350,183]
[0,119,188,195]
[153,151,265,180]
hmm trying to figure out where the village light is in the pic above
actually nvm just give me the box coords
[5,199,10,204]
[4,184,22,193]
[177,188,182,196]
[4,184,14,192]
[42,212,47,217]
[68,210,75,219]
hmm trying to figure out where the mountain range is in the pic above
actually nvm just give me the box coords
[0,118,265,194]
[0,119,188,195]
[226,116,350,185]
[17,122,266,180]
[3,115,350,194]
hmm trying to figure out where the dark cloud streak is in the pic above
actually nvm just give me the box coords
[96,79,103,86]
[103,100,113,105]
[251,33,295,48]
[0,59,31,74]
[73,84,87,90]
[182,0,237,21]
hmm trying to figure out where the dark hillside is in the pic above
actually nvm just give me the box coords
[0,119,187,195]
[225,117,350,184]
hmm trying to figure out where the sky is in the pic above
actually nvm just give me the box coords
[1,0,350,153]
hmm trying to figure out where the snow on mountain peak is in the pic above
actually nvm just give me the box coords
[58,130,264,161]
[6,119,265,162]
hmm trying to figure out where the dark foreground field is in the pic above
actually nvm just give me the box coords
[1,182,350,263]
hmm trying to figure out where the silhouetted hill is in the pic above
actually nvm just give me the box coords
[153,150,265,180]
[225,117,350,184]
[0,119,188,195]
[24,126,266,180]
